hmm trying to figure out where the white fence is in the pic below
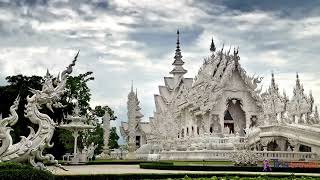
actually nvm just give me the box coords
[159,150,318,161]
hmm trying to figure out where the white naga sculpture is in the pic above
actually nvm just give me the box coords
[0,52,78,169]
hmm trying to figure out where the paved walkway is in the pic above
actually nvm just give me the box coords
[48,164,320,177]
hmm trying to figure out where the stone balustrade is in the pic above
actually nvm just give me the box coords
[110,150,128,159]
[159,150,318,161]
[160,150,232,161]
[177,135,246,145]
[255,151,318,160]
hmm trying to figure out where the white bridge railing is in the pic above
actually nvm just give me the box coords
[159,150,318,161]
[255,151,318,160]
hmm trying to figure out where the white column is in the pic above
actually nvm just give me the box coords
[246,113,250,129]
[103,112,111,153]
[219,113,224,132]
[72,131,79,155]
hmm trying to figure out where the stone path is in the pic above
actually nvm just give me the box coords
[48,164,320,177]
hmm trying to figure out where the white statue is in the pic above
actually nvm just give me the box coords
[0,52,78,169]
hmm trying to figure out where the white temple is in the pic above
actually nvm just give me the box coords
[120,31,320,161]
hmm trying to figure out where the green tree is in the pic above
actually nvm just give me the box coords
[84,105,118,154]
[0,75,43,142]
[93,105,117,120]
[63,71,94,114]
[109,127,119,149]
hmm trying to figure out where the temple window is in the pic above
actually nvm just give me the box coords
[197,127,200,135]
[191,126,194,135]
[210,127,213,133]
[186,127,189,136]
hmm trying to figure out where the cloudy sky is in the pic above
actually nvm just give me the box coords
[1,0,320,138]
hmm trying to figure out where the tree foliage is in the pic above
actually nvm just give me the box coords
[0,75,43,142]
[64,71,94,114]
[109,127,119,149]
[93,105,117,120]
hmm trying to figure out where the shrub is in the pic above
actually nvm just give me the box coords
[0,162,55,180]
[139,162,320,173]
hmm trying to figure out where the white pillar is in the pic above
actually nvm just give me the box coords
[103,112,111,153]
[72,131,79,155]
[246,113,250,129]
[220,113,224,132]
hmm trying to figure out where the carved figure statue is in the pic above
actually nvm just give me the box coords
[0,52,78,169]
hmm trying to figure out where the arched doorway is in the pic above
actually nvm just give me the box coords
[224,110,234,134]
[224,99,246,135]
[267,140,280,151]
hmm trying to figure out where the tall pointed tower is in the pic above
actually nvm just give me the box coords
[126,83,144,158]
[170,30,187,85]
[288,73,314,124]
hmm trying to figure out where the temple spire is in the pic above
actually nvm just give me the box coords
[271,72,275,87]
[296,73,301,87]
[131,80,134,92]
[210,38,216,52]
[170,30,187,79]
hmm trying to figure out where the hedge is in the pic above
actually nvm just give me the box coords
[86,159,148,165]
[0,162,55,180]
[55,174,317,180]
[1,162,319,180]
[139,162,320,173]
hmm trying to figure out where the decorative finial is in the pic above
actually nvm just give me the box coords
[210,38,216,52]
[175,29,182,59]
[227,46,231,55]
[221,43,224,53]
[271,71,276,88]
[296,72,300,87]
[310,90,314,100]
[44,69,52,80]
[61,50,79,77]
[177,30,180,45]
[131,80,134,92]
[46,69,50,76]
[170,30,187,76]
[283,89,287,97]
